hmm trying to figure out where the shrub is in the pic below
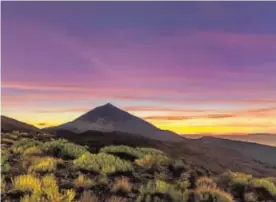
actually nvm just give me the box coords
[1,138,15,144]
[196,187,233,202]
[80,191,99,202]
[176,179,190,191]
[136,147,164,155]
[42,174,75,202]
[139,180,187,202]
[172,159,188,171]
[244,192,258,202]
[135,154,170,169]
[264,177,276,186]
[107,196,127,202]
[28,157,57,173]
[63,189,76,202]
[42,139,88,159]
[111,177,132,193]
[13,174,42,194]
[20,193,44,202]
[73,153,133,174]
[11,138,42,154]
[100,145,164,159]
[196,177,217,189]
[23,146,43,156]
[100,145,144,158]
[41,174,61,201]
[1,176,6,193]
[74,174,95,188]
[97,174,109,185]
[1,154,11,173]
[249,178,276,196]
[220,171,252,187]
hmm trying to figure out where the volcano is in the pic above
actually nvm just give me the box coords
[51,103,184,141]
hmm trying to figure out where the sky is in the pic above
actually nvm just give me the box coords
[1,2,276,134]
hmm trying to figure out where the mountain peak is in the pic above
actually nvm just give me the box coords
[101,103,118,108]
[74,103,129,123]
[56,103,183,141]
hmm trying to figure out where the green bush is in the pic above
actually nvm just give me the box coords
[100,145,164,160]
[135,154,171,169]
[220,171,252,187]
[11,138,42,154]
[74,174,95,188]
[196,188,233,202]
[139,180,187,202]
[42,139,88,159]
[28,157,57,173]
[100,145,144,158]
[136,147,164,155]
[97,174,109,185]
[249,178,276,196]
[1,154,11,173]
[73,152,133,174]
[244,192,258,202]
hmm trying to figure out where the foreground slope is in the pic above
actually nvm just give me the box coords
[50,103,184,141]
[55,130,276,177]
[2,131,276,202]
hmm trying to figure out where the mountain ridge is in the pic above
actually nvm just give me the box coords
[51,103,185,142]
[1,115,40,133]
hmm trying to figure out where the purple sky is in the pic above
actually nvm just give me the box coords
[2,2,276,134]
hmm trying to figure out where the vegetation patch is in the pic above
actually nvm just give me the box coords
[111,177,132,193]
[135,154,171,169]
[1,154,11,173]
[1,131,276,202]
[196,187,233,202]
[100,145,164,161]
[249,178,276,196]
[42,139,88,159]
[11,138,42,154]
[28,157,57,173]
[73,152,133,174]
[74,174,95,188]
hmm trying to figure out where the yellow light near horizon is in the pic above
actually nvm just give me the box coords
[4,110,276,134]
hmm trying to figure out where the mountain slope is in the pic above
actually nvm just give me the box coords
[54,129,276,177]
[1,115,40,133]
[51,103,184,141]
[199,136,276,167]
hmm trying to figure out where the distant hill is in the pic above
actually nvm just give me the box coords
[184,134,276,147]
[1,115,40,133]
[199,136,276,167]
[47,103,184,142]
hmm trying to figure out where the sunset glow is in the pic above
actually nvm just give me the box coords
[2,2,276,134]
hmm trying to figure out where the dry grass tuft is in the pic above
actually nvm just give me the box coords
[196,177,217,189]
[13,174,42,194]
[74,174,95,188]
[79,191,99,202]
[111,177,132,193]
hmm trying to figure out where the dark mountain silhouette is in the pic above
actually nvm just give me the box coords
[49,103,184,141]
[1,115,40,133]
